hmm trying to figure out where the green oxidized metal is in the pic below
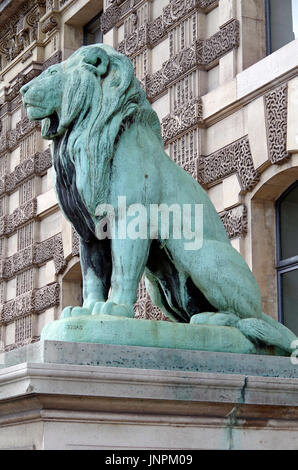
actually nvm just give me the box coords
[20,44,297,355]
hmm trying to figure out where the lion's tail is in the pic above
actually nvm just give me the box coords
[237,312,297,354]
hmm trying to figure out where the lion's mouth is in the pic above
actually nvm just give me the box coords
[41,112,60,139]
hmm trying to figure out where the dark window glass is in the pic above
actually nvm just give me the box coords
[266,0,298,54]
[280,185,298,260]
[276,181,298,335]
[83,13,103,46]
[281,269,298,334]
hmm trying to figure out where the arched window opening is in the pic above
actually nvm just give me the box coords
[276,181,298,335]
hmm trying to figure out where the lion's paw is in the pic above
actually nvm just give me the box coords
[92,301,135,318]
[60,306,91,319]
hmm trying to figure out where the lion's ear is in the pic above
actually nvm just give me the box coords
[82,47,109,77]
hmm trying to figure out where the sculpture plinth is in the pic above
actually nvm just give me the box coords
[41,314,286,356]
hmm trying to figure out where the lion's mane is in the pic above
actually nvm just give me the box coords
[54,44,163,216]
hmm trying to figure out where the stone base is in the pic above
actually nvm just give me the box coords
[0,341,298,449]
[40,313,284,356]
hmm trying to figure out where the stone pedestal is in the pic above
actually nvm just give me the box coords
[0,341,298,450]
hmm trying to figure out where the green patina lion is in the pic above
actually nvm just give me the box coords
[21,44,297,354]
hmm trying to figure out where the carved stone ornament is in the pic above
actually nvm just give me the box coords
[162,98,203,144]
[0,116,40,156]
[220,204,248,240]
[0,0,46,71]
[101,0,219,35]
[265,83,290,165]
[1,282,60,323]
[0,149,52,195]
[41,15,59,34]
[197,136,260,191]
[145,20,239,100]
[0,198,37,237]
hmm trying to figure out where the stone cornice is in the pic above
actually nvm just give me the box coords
[197,136,260,192]
[145,20,239,101]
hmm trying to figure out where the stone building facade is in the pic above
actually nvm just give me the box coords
[0,0,298,351]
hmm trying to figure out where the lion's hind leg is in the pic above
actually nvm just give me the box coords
[169,238,263,321]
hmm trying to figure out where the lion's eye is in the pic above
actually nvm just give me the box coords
[49,69,58,75]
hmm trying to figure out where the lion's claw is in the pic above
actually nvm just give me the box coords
[60,306,91,319]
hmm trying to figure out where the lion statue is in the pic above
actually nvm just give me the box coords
[21,44,296,355]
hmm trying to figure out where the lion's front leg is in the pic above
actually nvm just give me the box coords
[61,237,112,318]
[94,236,151,318]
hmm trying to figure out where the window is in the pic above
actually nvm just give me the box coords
[276,181,298,335]
[83,13,103,46]
[266,0,298,54]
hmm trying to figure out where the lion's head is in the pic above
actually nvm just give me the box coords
[21,44,163,212]
[21,44,161,142]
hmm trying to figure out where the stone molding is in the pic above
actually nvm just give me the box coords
[1,282,60,323]
[101,0,218,35]
[162,98,203,144]
[220,204,248,240]
[265,83,290,165]
[197,136,260,191]
[145,20,239,101]
[0,149,52,196]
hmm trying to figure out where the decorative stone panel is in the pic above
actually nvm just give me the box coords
[72,227,80,257]
[33,282,60,313]
[2,149,52,195]
[162,98,203,144]
[220,205,248,240]
[197,136,259,191]
[0,117,40,155]
[101,0,218,35]
[145,20,239,100]
[265,84,290,165]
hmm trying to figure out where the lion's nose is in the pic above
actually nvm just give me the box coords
[20,83,29,96]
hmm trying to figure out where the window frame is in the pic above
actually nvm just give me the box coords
[83,12,103,46]
[265,0,272,55]
[276,180,298,324]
